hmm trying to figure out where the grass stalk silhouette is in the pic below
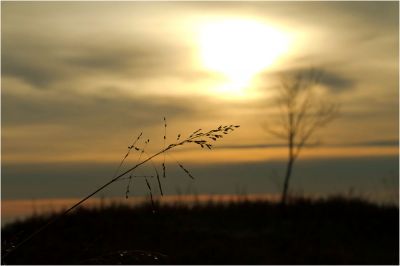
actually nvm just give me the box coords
[163,117,167,179]
[3,121,240,260]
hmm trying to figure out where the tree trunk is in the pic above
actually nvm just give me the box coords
[281,127,294,205]
[281,158,294,205]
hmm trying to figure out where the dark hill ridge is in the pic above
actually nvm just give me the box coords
[2,197,399,264]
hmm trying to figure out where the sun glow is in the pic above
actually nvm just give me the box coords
[198,19,291,96]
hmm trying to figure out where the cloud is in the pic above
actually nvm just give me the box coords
[2,155,398,201]
[1,84,230,165]
[180,1,398,35]
[2,51,65,88]
[61,44,188,77]
[2,1,396,94]
[216,140,399,150]
[1,3,199,90]
[2,38,194,89]
[1,88,204,128]
[265,67,356,94]
[319,71,355,92]
[354,140,399,147]
[2,1,398,168]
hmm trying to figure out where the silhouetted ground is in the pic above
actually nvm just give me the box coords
[1,197,399,264]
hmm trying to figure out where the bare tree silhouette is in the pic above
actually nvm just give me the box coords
[264,69,339,204]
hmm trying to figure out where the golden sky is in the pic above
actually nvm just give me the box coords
[1,2,398,204]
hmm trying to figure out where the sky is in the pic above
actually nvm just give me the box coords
[1,2,399,213]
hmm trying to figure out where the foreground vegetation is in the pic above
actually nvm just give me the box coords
[2,197,398,264]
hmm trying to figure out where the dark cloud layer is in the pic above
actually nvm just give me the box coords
[319,71,355,92]
[181,1,398,31]
[2,40,192,89]
[2,52,64,88]
[217,140,399,150]
[267,67,356,93]
[1,3,196,89]
[2,155,398,201]
[2,89,204,129]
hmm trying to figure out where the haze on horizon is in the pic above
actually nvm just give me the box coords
[1,2,399,211]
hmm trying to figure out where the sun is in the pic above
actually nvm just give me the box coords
[198,19,291,96]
